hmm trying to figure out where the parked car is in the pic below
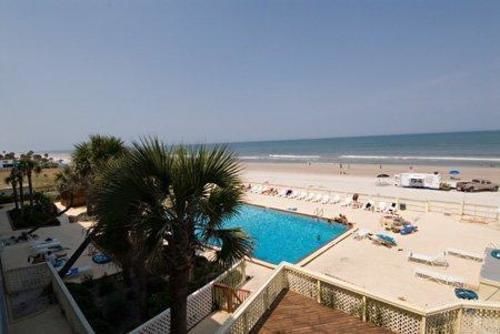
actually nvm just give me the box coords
[456,179,499,192]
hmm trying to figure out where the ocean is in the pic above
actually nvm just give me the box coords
[225,130,500,166]
[45,130,500,167]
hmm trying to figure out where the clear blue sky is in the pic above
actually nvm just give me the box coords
[1,1,499,151]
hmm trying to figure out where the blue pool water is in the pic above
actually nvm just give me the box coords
[221,205,348,264]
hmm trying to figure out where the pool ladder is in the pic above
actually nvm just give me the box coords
[314,207,324,218]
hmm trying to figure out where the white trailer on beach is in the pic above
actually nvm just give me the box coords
[395,173,441,190]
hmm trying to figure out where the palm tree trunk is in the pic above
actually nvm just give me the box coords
[135,266,149,321]
[170,264,190,334]
[18,176,24,209]
[11,182,19,210]
[58,231,94,278]
[27,171,33,206]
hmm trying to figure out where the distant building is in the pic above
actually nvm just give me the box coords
[0,160,14,169]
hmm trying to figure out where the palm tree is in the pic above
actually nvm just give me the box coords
[86,138,252,333]
[70,134,126,212]
[4,173,19,209]
[21,155,42,206]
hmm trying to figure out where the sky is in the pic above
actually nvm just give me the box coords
[1,0,500,151]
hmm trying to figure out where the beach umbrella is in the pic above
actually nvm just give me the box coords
[449,170,460,176]
[377,174,390,178]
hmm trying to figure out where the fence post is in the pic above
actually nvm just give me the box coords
[362,296,367,322]
[455,307,463,333]
[316,280,321,304]
[420,315,426,334]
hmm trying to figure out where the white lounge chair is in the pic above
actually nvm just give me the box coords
[363,200,374,210]
[446,248,483,262]
[64,265,92,278]
[289,191,299,199]
[305,193,315,201]
[354,228,371,240]
[277,189,287,197]
[376,202,388,212]
[312,194,323,203]
[408,251,448,267]
[297,192,307,200]
[330,194,341,204]
[321,195,330,204]
[414,268,465,287]
[251,185,261,193]
[340,196,352,207]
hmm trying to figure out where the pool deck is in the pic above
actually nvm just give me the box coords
[244,192,500,307]
[253,290,391,334]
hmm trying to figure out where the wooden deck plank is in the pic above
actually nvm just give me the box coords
[253,291,392,334]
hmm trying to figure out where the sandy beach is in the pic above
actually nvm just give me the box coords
[242,162,500,206]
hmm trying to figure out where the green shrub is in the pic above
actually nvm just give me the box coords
[0,193,13,204]
[103,292,127,322]
[98,277,116,297]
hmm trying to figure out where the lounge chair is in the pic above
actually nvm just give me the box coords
[312,194,323,203]
[330,194,341,204]
[305,193,315,201]
[321,195,330,204]
[354,228,371,240]
[250,185,261,193]
[340,196,352,207]
[363,200,374,211]
[414,268,465,287]
[408,251,448,267]
[289,191,299,199]
[277,189,287,197]
[371,233,397,247]
[376,202,388,212]
[446,248,483,262]
[297,192,307,200]
[64,266,92,278]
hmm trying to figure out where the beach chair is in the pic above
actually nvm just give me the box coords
[64,266,92,278]
[297,192,307,200]
[277,189,287,197]
[305,193,315,201]
[340,196,352,207]
[330,194,341,204]
[408,251,448,267]
[376,202,388,212]
[363,200,374,211]
[446,248,483,262]
[289,191,299,199]
[371,233,397,247]
[321,195,330,204]
[414,269,465,287]
[354,228,371,240]
[250,185,261,193]
[312,194,323,202]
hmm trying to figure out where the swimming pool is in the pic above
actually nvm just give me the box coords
[221,205,348,264]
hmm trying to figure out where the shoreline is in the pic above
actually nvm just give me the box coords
[242,161,500,183]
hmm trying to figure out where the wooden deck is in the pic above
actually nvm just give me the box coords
[253,291,392,334]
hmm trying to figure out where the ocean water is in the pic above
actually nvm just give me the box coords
[44,130,500,166]
[220,205,347,264]
[226,130,500,166]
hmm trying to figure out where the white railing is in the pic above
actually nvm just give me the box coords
[2,262,94,333]
[217,263,500,334]
[47,264,95,334]
[247,182,500,222]
[2,262,52,294]
[129,260,247,334]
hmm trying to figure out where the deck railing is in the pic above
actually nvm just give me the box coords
[247,182,500,222]
[129,260,246,334]
[1,262,94,333]
[217,263,500,334]
[47,264,95,334]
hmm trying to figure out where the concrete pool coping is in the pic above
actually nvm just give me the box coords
[240,202,355,268]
